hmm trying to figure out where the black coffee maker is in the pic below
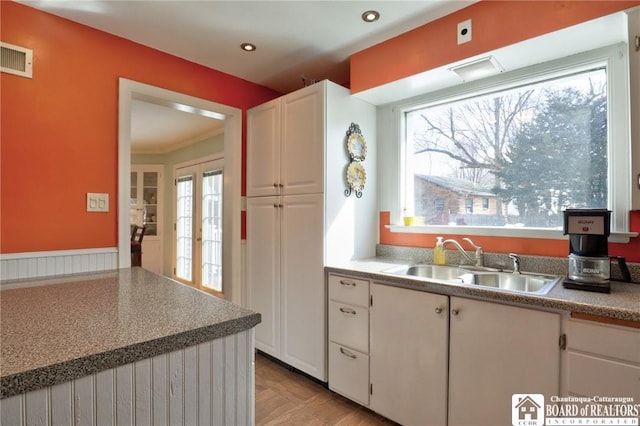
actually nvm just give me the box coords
[562,209,612,293]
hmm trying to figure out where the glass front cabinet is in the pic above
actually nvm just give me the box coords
[130,165,163,274]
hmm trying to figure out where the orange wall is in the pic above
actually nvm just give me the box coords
[380,211,640,263]
[351,0,640,93]
[0,1,279,253]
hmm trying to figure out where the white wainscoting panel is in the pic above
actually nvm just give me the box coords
[0,329,256,426]
[0,248,118,282]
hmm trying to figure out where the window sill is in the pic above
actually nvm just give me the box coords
[386,225,637,244]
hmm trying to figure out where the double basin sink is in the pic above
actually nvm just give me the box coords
[382,264,561,295]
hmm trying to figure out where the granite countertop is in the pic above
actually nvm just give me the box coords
[0,267,261,399]
[327,258,640,322]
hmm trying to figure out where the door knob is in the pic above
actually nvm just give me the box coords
[451,308,460,316]
[435,306,444,314]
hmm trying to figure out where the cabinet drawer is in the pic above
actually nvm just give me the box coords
[567,352,640,400]
[328,342,369,406]
[328,274,369,307]
[328,301,369,353]
[566,319,640,363]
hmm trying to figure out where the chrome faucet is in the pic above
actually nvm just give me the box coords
[508,253,521,274]
[442,238,484,267]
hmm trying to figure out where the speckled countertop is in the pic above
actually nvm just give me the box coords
[0,267,261,399]
[327,258,640,322]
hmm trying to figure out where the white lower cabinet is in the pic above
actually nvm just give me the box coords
[327,277,564,426]
[328,342,370,406]
[448,296,561,426]
[247,194,325,379]
[563,317,640,400]
[328,273,370,406]
[369,283,449,426]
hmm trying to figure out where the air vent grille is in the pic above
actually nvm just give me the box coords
[1,42,33,78]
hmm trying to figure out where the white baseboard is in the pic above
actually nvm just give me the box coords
[0,248,118,282]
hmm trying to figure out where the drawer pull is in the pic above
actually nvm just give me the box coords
[340,347,357,359]
[339,280,356,287]
[339,307,356,315]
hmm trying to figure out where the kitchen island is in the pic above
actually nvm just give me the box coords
[0,267,261,425]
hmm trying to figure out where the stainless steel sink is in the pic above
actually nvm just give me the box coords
[382,264,560,294]
[459,272,560,294]
[382,265,466,281]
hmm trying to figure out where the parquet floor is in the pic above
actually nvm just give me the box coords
[255,353,397,425]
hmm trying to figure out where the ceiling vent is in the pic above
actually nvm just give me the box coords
[1,42,33,78]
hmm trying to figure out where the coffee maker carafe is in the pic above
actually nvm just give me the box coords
[562,209,611,293]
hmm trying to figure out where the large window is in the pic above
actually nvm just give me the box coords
[398,44,631,235]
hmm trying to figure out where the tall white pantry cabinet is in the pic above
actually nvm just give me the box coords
[246,80,377,381]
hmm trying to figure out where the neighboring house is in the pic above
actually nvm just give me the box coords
[414,174,504,226]
[515,395,541,421]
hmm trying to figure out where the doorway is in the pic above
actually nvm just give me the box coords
[118,79,243,304]
[174,159,224,294]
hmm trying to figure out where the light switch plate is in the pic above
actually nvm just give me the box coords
[87,193,109,212]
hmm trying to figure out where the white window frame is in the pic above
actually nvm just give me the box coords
[387,43,635,242]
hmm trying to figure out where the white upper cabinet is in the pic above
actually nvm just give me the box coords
[247,83,324,197]
[246,100,280,197]
[280,85,324,195]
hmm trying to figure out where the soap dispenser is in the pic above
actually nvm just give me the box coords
[434,237,446,265]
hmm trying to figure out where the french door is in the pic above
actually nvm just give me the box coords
[174,159,224,294]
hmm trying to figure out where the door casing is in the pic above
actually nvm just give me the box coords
[118,78,243,304]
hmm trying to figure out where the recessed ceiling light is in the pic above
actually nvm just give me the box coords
[241,43,256,52]
[361,10,380,23]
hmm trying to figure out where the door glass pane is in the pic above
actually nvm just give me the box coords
[202,170,223,292]
[176,175,193,282]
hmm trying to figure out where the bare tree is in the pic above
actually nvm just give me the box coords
[412,91,535,187]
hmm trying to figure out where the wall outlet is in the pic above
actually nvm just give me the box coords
[457,19,472,45]
[87,192,109,212]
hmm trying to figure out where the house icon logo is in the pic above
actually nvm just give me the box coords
[512,394,544,426]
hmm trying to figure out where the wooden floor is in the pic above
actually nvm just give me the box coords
[255,353,396,426]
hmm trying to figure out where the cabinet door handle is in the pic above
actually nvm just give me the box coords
[339,280,356,287]
[278,183,284,188]
[451,308,460,316]
[339,347,357,359]
[435,306,444,314]
[273,183,278,188]
[339,307,356,315]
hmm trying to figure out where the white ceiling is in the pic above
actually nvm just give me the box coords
[129,99,224,154]
[19,1,477,153]
[18,1,629,152]
[21,1,477,94]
